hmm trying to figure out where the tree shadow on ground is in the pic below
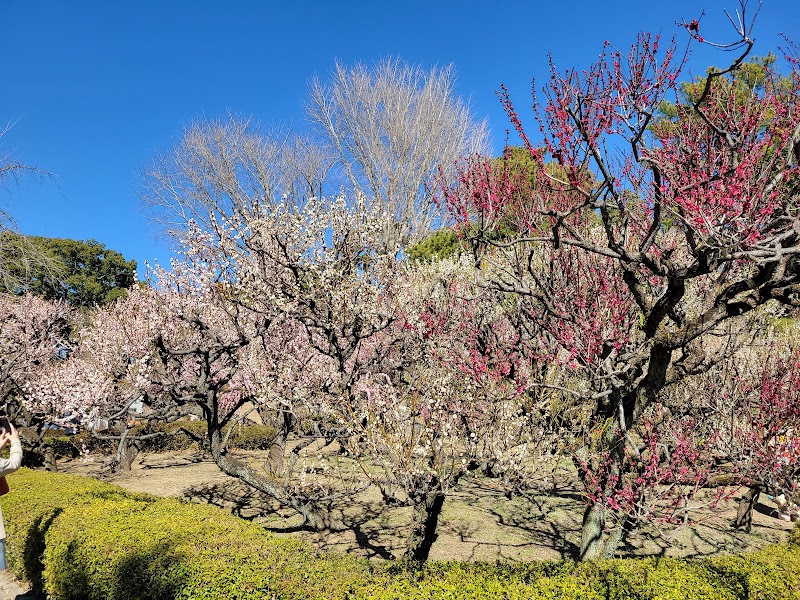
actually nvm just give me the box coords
[182,481,397,559]
[441,477,583,560]
[138,455,205,469]
[167,466,798,564]
[334,499,398,560]
[183,480,279,521]
[754,501,778,518]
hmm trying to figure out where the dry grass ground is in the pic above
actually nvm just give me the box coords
[55,449,796,563]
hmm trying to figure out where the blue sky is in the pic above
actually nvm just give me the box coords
[2,1,798,277]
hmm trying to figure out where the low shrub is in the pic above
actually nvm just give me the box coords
[133,420,208,453]
[1,468,150,591]
[2,469,373,599]
[42,436,80,459]
[138,420,276,452]
[2,468,800,599]
[226,423,277,451]
[42,429,113,457]
[43,421,278,456]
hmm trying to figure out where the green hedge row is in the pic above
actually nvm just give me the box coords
[2,469,367,599]
[132,420,277,453]
[44,421,277,457]
[2,468,800,599]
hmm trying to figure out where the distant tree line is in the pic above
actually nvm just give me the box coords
[0,232,137,306]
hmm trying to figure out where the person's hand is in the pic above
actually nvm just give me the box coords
[7,422,19,445]
[0,430,10,451]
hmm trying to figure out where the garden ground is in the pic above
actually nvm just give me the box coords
[51,449,796,563]
[0,569,39,600]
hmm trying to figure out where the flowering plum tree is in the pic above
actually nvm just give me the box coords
[333,256,553,562]
[0,293,74,468]
[691,326,800,531]
[147,186,547,560]
[0,294,72,414]
[438,4,800,559]
[35,279,207,471]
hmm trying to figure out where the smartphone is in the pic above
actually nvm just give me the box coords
[0,415,10,433]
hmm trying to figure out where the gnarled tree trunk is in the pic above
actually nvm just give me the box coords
[404,479,446,563]
[265,403,292,475]
[207,424,331,530]
[579,503,607,560]
[732,485,761,532]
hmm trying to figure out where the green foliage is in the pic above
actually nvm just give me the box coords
[44,421,277,457]
[655,55,781,128]
[225,423,278,450]
[2,469,373,599]
[496,145,540,189]
[132,420,208,453]
[132,420,277,452]
[407,228,463,263]
[0,232,137,306]
[357,559,742,600]
[2,469,800,599]
[42,435,80,459]
[43,429,115,457]
[0,468,147,590]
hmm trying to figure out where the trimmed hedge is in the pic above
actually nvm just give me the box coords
[2,469,370,599]
[2,468,800,599]
[44,421,277,458]
[130,420,276,453]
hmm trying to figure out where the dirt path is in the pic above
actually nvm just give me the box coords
[0,570,39,600]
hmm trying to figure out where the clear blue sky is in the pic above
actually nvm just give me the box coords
[2,1,798,277]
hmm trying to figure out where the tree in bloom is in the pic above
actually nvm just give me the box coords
[437,3,800,559]
[149,175,548,560]
[0,293,74,467]
[0,293,72,418]
[330,255,554,562]
[84,201,399,529]
[689,323,800,531]
[30,279,209,471]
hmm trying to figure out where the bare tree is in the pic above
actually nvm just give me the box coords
[308,58,490,244]
[142,116,334,248]
[0,122,46,187]
[280,132,336,202]
[0,123,63,292]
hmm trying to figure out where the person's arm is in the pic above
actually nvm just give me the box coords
[0,424,23,477]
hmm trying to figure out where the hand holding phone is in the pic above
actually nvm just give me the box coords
[0,415,9,434]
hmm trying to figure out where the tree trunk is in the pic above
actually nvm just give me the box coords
[732,485,761,532]
[579,503,631,560]
[43,447,57,472]
[265,404,292,474]
[112,427,145,472]
[117,438,144,472]
[577,344,672,561]
[580,502,607,560]
[207,424,332,530]
[404,487,446,563]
